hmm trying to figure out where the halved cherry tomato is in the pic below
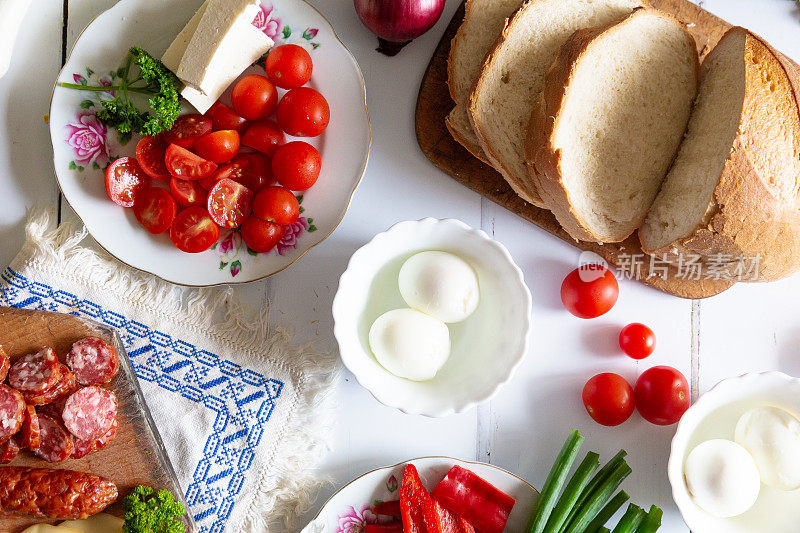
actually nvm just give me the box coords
[634,366,690,425]
[240,216,284,252]
[231,75,278,120]
[619,323,656,359]
[205,101,248,131]
[135,135,170,180]
[241,120,285,156]
[170,206,219,253]
[201,154,258,191]
[163,114,212,149]
[560,265,619,319]
[253,186,299,225]
[192,130,240,164]
[169,178,207,208]
[104,157,148,207]
[265,44,313,89]
[133,187,177,234]
[582,373,635,426]
[207,178,254,228]
[276,87,329,137]
[272,141,321,190]
[165,144,218,180]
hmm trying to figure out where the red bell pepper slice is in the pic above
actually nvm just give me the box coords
[374,500,402,517]
[423,498,476,533]
[364,524,403,533]
[401,464,431,533]
[431,465,515,533]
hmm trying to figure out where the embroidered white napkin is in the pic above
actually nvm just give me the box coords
[0,211,339,533]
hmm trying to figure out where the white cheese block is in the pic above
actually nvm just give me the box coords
[20,525,82,533]
[162,0,209,73]
[176,0,269,93]
[59,513,124,532]
[181,21,272,113]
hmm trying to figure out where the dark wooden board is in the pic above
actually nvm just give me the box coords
[0,307,193,532]
[415,0,741,299]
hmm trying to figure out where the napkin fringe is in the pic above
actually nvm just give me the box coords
[18,209,341,532]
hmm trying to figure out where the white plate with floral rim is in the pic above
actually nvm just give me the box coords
[49,0,369,286]
[301,457,539,532]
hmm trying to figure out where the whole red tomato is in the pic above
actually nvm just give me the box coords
[561,265,619,318]
[582,373,634,426]
[265,44,313,89]
[634,366,690,425]
[276,87,330,137]
[619,323,656,359]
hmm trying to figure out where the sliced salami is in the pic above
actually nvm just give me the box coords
[34,413,74,463]
[18,405,40,451]
[8,348,61,393]
[0,436,19,464]
[61,387,117,442]
[93,417,118,452]
[71,417,118,459]
[66,337,119,386]
[22,364,77,406]
[0,345,9,382]
[0,385,25,440]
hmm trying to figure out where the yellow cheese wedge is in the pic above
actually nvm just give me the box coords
[21,525,82,533]
[58,513,124,532]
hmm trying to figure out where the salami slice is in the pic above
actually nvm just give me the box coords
[67,337,119,386]
[0,437,19,464]
[22,364,77,406]
[34,413,74,463]
[71,417,118,459]
[0,345,9,383]
[61,387,117,442]
[8,348,61,393]
[0,385,25,440]
[18,405,40,451]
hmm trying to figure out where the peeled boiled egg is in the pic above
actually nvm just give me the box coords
[398,251,480,323]
[735,405,800,491]
[684,439,761,518]
[369,309,450,381]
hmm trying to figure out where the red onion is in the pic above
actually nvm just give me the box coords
[354,0,446,56]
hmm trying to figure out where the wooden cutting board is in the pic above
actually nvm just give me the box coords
[415,0,740,299]
[0,307,193,532]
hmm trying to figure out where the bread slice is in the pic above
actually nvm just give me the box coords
[446,0,523,164]
[640,27,800,281]
[469,0,643,208]
[527,8,698,243]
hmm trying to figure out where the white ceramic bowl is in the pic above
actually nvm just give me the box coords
[669,371,800,533]
[332,218,532,417]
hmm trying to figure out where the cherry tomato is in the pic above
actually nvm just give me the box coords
[207,178,254,228]
[169,178,207,208]
[170,206,220,253]
[163,114,212,149]
[253,186,299,225]
[242,153,272,191]
[272,141,321,191]
[276,87,330,137]
[165,144,218,180]
[104,157,148,207]
[240,216,285,253]
[231,75,278,120]
[634,366,690,425]
[582,373,634,426]
[135,135,170,180]
[192,130,240,164]
[205,101,248,131]
[560,265,619,319]
[619,323,656,359]
[241,120,285,156]
[265,44,313,89]
[133,187,177,234]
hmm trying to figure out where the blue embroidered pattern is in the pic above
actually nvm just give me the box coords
[0,267,285,533]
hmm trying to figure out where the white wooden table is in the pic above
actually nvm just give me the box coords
[2,0,800,531]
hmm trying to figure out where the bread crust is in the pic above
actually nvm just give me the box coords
[642,28,800,282]
[526,8,698,242]
[445,106,492,164]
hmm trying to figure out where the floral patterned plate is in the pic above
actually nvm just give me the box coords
[301,457,539,532]
[49,0,369,286]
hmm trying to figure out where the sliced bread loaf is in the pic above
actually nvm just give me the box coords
[446,0,523,164]
[527,8,698,243]
[469,0,643,208]
[639,27,800,281]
